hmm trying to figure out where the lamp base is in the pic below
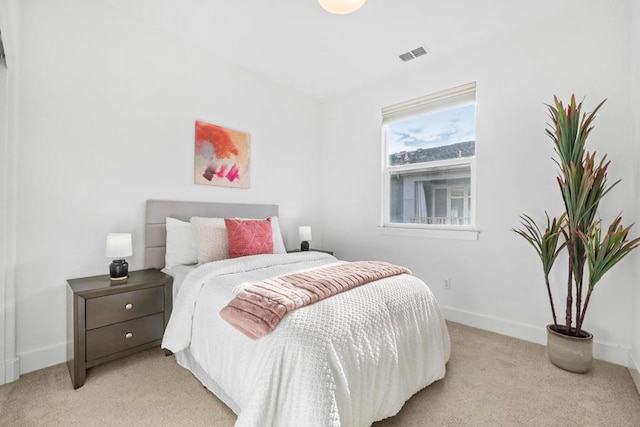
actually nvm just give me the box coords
[109,259,129,281]
[301,241,310,251]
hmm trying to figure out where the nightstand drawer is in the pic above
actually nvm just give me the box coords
[85,313,164,362]
[85,286,164,330]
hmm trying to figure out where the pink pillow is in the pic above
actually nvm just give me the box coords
[224,218,274,258]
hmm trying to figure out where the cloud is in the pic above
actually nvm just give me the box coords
[388,104,475,153]
[392,119,462,148]
[432,121,462,142]
[395,131,419,145]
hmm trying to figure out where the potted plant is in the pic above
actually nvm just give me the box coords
[514,95,640,373]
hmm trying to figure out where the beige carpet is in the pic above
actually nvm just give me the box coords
[1,322,639,426]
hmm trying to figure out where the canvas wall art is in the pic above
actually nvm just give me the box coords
[194,120,251,188]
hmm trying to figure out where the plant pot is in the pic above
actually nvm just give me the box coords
[546,324,593,373]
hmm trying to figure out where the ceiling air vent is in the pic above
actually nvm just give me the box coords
[399,46,427,62]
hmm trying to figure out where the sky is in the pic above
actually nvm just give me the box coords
[387,103,476,154]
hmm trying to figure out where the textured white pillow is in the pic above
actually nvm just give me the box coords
[269,216,287,254]
[165,217,198,269]
[190,215,286,264]
[191,217,229,264]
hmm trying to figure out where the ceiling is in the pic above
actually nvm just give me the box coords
[102,0,578,101]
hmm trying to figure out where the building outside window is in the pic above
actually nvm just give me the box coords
[382,83,476,228]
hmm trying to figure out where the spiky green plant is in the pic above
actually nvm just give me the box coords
[514,95,640,337]
[514,213,566,326]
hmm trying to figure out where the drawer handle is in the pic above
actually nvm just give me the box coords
[125,332,133,339]
[125,303,133,310]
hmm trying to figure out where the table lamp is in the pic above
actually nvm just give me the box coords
[299,226,312,251]
[106,233,132,281]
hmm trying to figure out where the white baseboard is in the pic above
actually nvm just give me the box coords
[9,314,638,381]
[441,305,630,367]
[629,349,640,395]
[17,341,67,375]
[3,357,20,384]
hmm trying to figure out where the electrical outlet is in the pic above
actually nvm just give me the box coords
[444,278,451,290]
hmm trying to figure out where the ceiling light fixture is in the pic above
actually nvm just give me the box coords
[318,0,367,15]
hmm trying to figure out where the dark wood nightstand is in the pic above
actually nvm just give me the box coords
[287,249,334,256]
[66,269,172,389]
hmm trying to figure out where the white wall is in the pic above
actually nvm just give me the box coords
[0,0,19,384]
[321,1,635,365]
[0,35,7,385]
[630,0,640,382]
[12,0,322,373]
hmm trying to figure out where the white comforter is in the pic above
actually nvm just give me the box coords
[162,252,450,427]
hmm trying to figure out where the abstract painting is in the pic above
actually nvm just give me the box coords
[194,120,251,188]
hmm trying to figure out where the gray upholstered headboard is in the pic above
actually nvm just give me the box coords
[145,200,279,269]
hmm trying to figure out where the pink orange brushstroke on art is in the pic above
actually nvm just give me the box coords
[194,121,250,188]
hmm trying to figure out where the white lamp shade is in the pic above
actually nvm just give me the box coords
[106,233,132,258]
[318,0,367,14]
[299,226,312,242]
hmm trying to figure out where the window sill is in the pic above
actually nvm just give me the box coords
[377,225,480,241]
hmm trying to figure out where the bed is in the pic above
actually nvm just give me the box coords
[146,200,451,427]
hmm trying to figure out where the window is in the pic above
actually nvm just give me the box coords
[382,82,476,228]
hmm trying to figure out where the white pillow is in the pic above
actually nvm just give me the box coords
[269,216,286,254]
[190,217,229,264]
[165,217,198,269]
[190,215,287,264]
[191,216,287,264]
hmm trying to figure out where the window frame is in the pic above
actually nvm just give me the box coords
[432,182,471,225]
[380,83,478,236]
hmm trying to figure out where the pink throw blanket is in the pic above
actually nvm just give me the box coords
[219,261,411,339]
